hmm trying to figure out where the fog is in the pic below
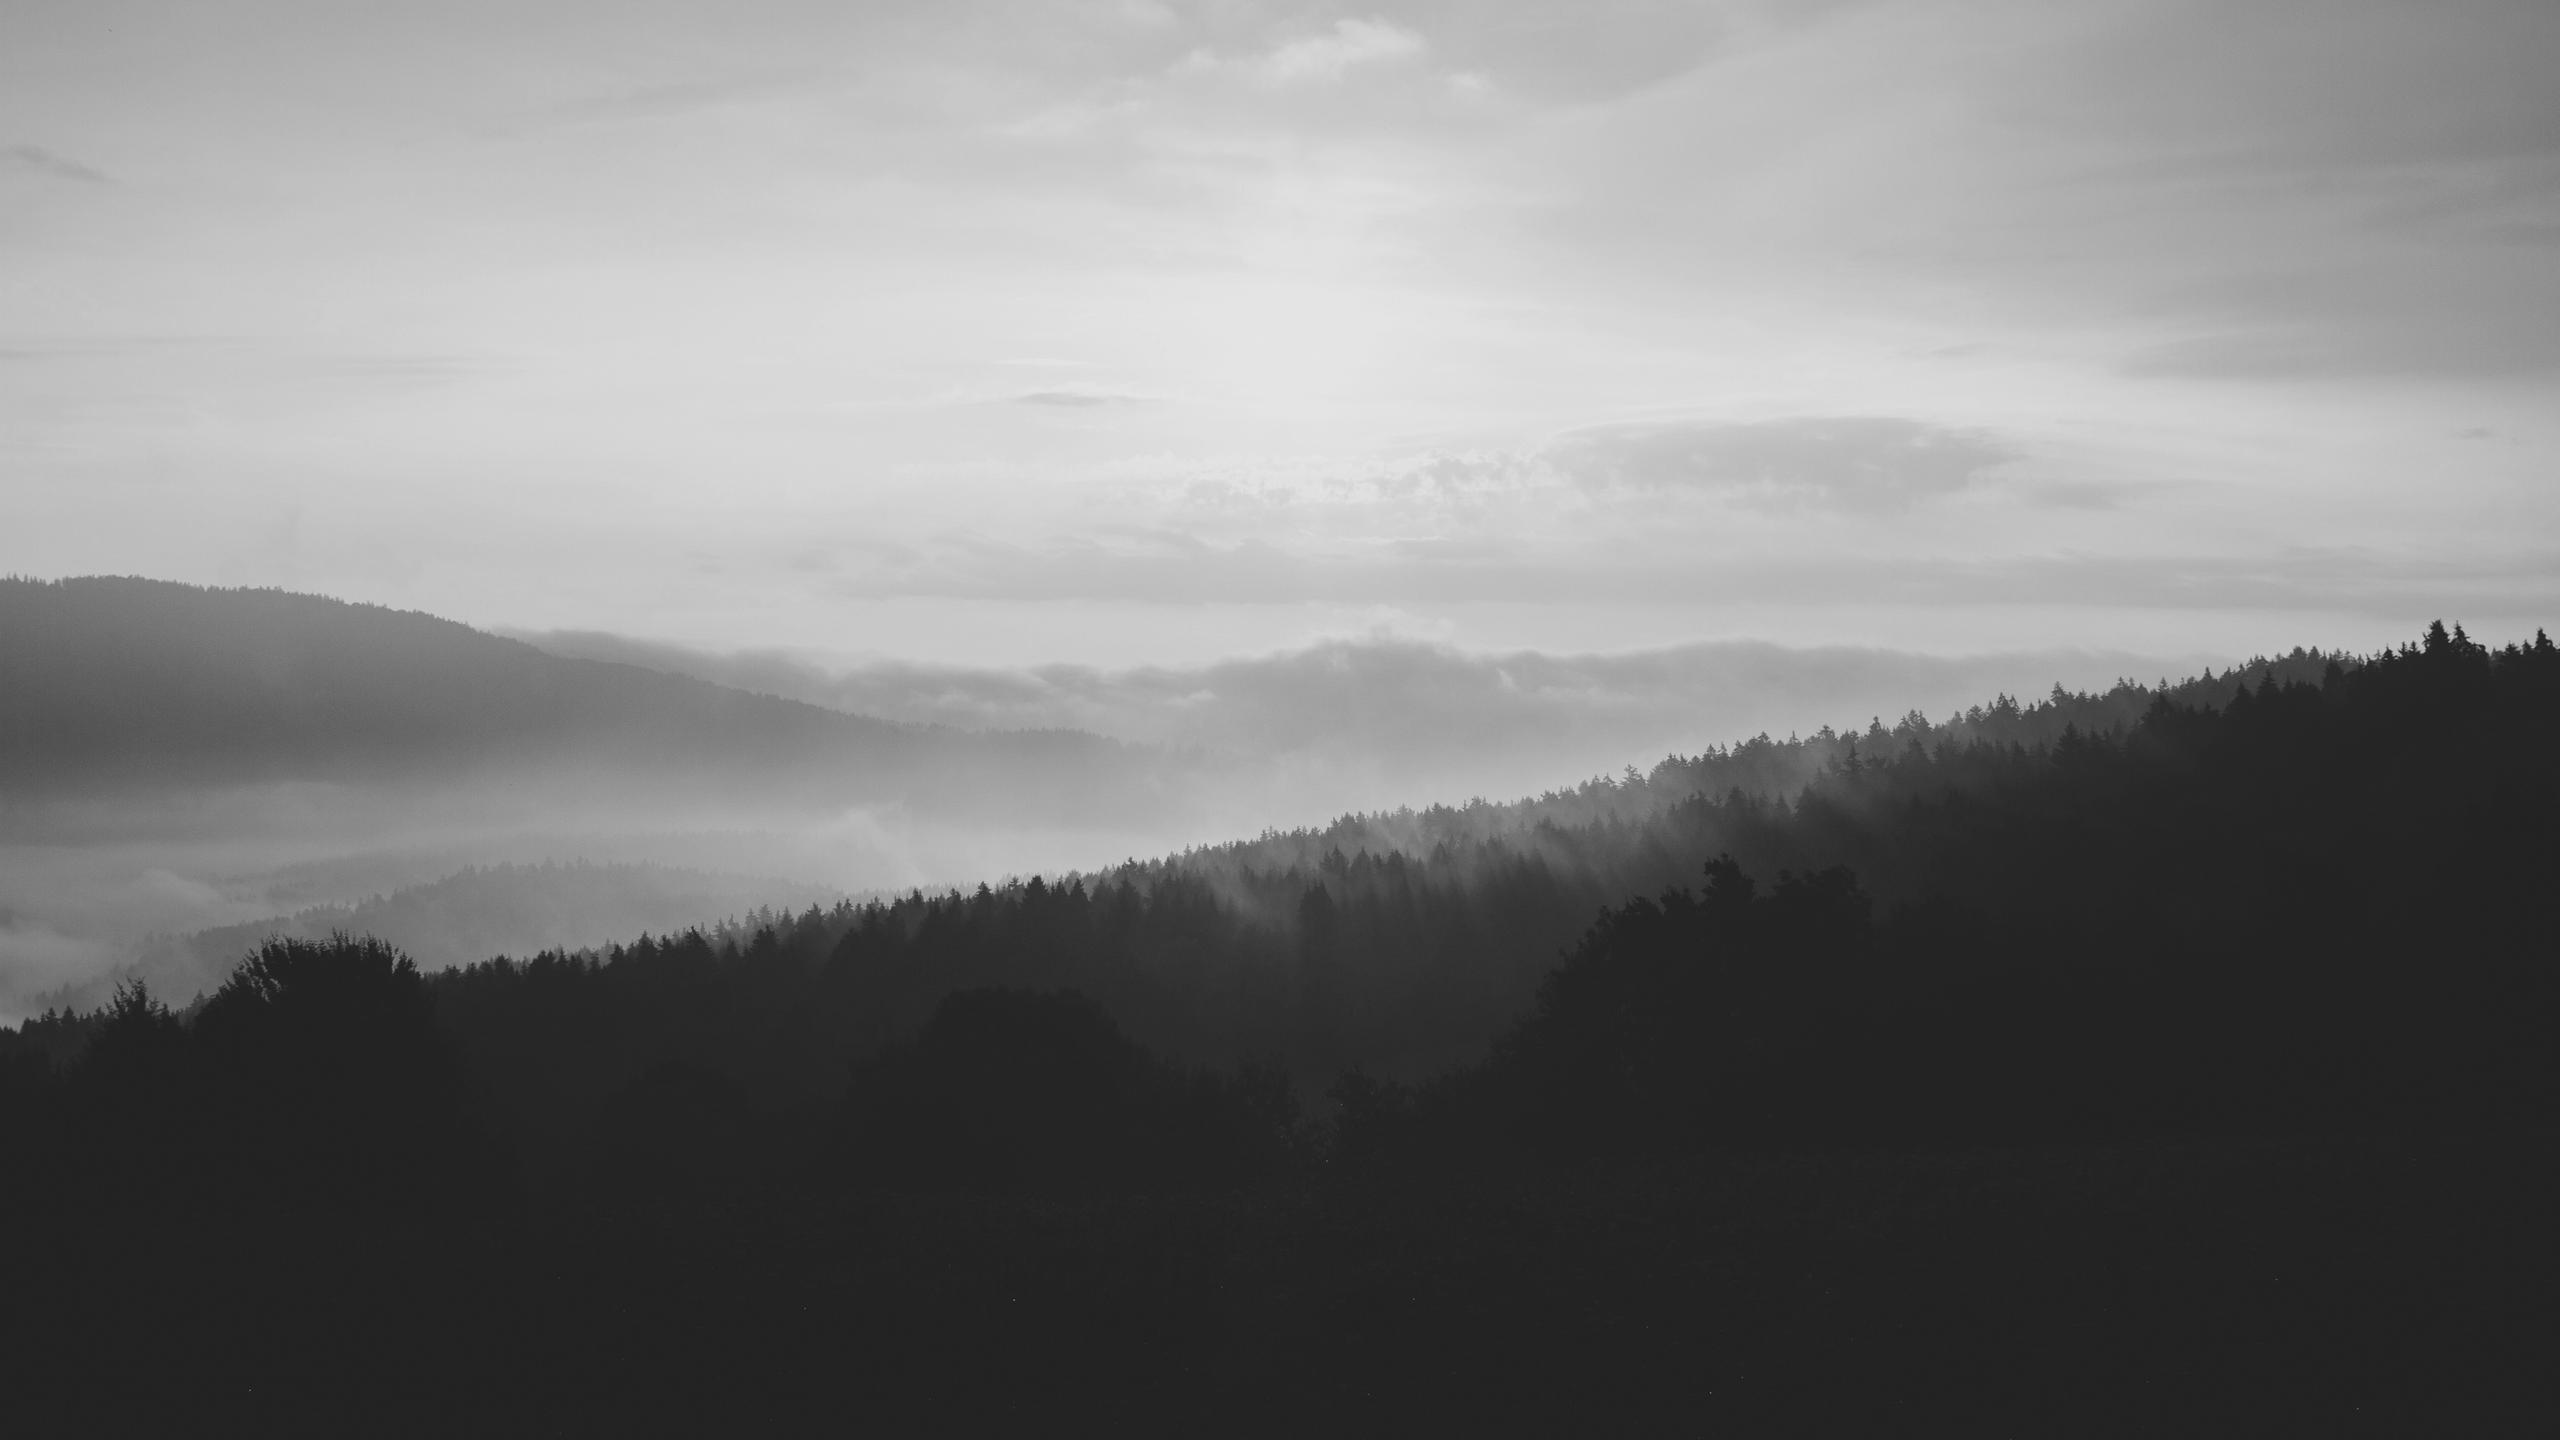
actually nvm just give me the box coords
[0,777,1228,1023]
[0,576,2226,1021]
[512,627,2219,813]
[2,629,2221,1022]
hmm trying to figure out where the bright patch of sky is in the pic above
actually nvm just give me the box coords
[4,0,2554,666]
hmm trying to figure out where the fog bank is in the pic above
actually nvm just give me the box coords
[513,629,2223,812]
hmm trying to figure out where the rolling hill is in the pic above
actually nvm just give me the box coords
[0,576,1178,820]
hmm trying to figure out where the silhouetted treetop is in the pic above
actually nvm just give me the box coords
[3,622,2552,1203]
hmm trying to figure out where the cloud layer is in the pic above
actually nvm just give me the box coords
[2,143,107,182]
[1,0,2553,663]
[1547,417,2017,510]
[514,625,2217,812]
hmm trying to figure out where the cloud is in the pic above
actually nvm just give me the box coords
[2122,292,2560,381]
[2481,220,2560,249]
[2022,479,2128,511]
[510,626,2222,818]
[1544,417,2019,510]
[717,523,2559,619]
[1178,17,1428,88]
[1355,0,1796,104]
[0,915,118,1021]
[1012,389,1149,407]
[2,144,108,183]
[1955,0,2560,380]
[306,354,505,388]
[1263,18,1427,84]
[9,0,2556,669]
[1999,0,2560,178]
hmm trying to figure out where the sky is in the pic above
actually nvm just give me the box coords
[4,0,2556,670]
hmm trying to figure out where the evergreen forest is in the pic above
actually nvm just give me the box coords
[4,622,2555,1431]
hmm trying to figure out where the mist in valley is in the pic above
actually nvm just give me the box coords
[2,577,2228,1019]
[508,622,2219,829]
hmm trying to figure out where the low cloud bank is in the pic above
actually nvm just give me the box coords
[1544,417,2020,511]
[514,630,2217,815]
[0,789,1209,1023]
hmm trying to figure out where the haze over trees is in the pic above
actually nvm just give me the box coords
[511,622,2221,816]
[36,861,846,1019]
[5,621,2553,1428]
[0,574,2268,1019]
[0,575,1194,1018]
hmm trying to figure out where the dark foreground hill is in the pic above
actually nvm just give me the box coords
[2,622,2554,1428]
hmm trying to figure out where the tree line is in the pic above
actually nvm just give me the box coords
[5,623,2550,1204]
[5,622,2554,1429]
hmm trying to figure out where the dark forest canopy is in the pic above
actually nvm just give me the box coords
[5,621,2554,1429]
[1114,632,2359,884]
[8,621,2551,1178]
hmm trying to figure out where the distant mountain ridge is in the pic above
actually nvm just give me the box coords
[0,576,1176,819]
[507,625,2231,798]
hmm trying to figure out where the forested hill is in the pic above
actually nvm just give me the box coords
[24,862,848,1021]
[1134,636,2359,884]
[12,626,2485,1100]
[423,623,2544,1104]
[412,622,2551,1154]
[4,623,2552,1428]
[30,620,2525,1111]
[0,576,1164,814]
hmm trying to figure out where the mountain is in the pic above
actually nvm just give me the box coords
[0,576,1229,1019]
[506,624,2227,816]
[0,576,1172,819]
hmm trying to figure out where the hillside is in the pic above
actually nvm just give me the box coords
[22,862,846,1017]
[5,622,2554,1429]
[0,576,1170,818]
[371,623,2548,1114]
[508,625,2228,812]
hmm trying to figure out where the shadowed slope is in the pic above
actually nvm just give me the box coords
[0,576,1168,817]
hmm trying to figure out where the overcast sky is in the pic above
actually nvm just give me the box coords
[4,0,2554,669]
